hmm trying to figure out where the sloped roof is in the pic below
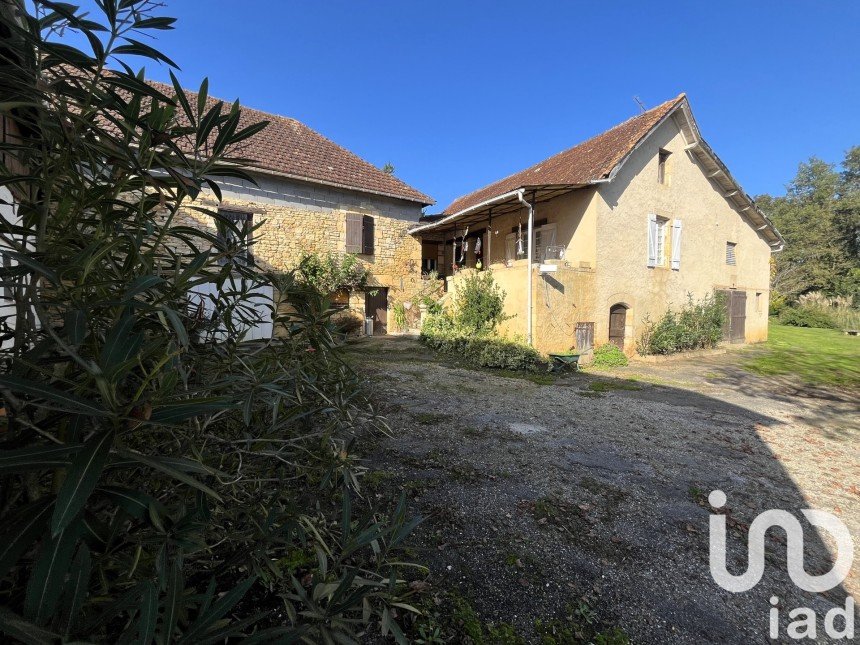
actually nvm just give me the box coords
[146,80,433,205]
[444,94,684,214]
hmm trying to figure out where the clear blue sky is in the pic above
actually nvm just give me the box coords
[73,1,860,210]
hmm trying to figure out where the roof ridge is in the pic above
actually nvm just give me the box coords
[443,94,685,214]
[145,79,434,204]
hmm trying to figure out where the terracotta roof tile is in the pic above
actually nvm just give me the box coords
[147,81,433,205]
[444,95,684,214]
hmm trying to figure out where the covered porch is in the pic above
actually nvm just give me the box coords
[410,187,598,352]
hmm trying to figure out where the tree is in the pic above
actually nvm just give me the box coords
[382,161,395,175]
[760,150,860,301]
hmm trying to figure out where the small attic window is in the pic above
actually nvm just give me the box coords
[726,242,737,265]
[658,149,670,184]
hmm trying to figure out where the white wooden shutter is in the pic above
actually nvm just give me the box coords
[505,233,516,262]
[532,224,556,263]
[647,213,657,267]
[671,219,682,270]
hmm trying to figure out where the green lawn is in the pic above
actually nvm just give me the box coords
[744,324,860,389]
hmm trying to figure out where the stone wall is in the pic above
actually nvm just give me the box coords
[171,170,430,331]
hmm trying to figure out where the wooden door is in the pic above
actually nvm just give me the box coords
[365,288,388,335]
[609,305,626,349]
[718,289,747,343]
[729,291,746,343]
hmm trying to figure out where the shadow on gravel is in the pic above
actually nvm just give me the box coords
[702,360,860,442]
[349,336,857,644]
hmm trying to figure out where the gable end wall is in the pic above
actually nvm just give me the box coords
[592,116,772,351]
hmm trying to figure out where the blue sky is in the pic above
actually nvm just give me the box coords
[69,1,860,209]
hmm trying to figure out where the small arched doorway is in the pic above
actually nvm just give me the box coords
[609,304,628,349]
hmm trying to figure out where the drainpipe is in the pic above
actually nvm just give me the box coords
[515,190,535,346]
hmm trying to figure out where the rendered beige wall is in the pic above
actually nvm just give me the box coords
[593,115,772,352]
[442,116,772,354]
[444,189,599,352]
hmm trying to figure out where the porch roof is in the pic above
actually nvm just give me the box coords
[410,185,585,236]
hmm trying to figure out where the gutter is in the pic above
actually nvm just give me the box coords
[515,189,535,347]
[409,189,525,233]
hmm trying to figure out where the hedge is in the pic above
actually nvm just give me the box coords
[420,329,549,372]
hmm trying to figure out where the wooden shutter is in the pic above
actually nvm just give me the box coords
[575,322,594,351]
[362,215,374,255]
[345,213,362,253]
[726,242,737,265]
[647,213,657,267]
[671,219,682,270]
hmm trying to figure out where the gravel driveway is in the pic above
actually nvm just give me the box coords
[346,336,858,644]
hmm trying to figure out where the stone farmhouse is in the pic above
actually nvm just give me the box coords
[153,82,435,336]
[411,94,784,354]
[3,86,784,354]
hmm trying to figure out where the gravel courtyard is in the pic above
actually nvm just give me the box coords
[346,336,858,644]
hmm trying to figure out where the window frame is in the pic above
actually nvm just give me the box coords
[658,149,670,184]
[654,216,668,266]
[533,222,557,264]
[217,208,254,266]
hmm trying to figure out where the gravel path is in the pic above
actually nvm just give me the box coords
[348,337,858,644]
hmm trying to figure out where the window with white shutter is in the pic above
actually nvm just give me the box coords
[533,223,556,263]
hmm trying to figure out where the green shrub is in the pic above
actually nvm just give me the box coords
[778,305,839,329]
[421,311,457,336]
[637,293,726,355]
[420,329,548,373]
[769,291,788,316]
[591,343,628,367]
[392,302,408,330]
[297,250,368,294]
[454,270,508,334]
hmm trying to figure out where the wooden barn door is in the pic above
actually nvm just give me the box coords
[718,289,747,343]
[365,288,388,335]
[609,305,627,349]
[729,291,747,343]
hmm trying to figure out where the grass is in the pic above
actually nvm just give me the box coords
[588,380,642,393]
[743,324,860,389]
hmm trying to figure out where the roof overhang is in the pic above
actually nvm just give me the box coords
[409,184,587,235]
[245,165,434,206]
[643,99,785,251]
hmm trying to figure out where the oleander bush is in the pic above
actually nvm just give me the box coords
[637,293,726,355]
[0,2,419,643]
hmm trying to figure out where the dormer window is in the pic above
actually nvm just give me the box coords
[658,149,670,184]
